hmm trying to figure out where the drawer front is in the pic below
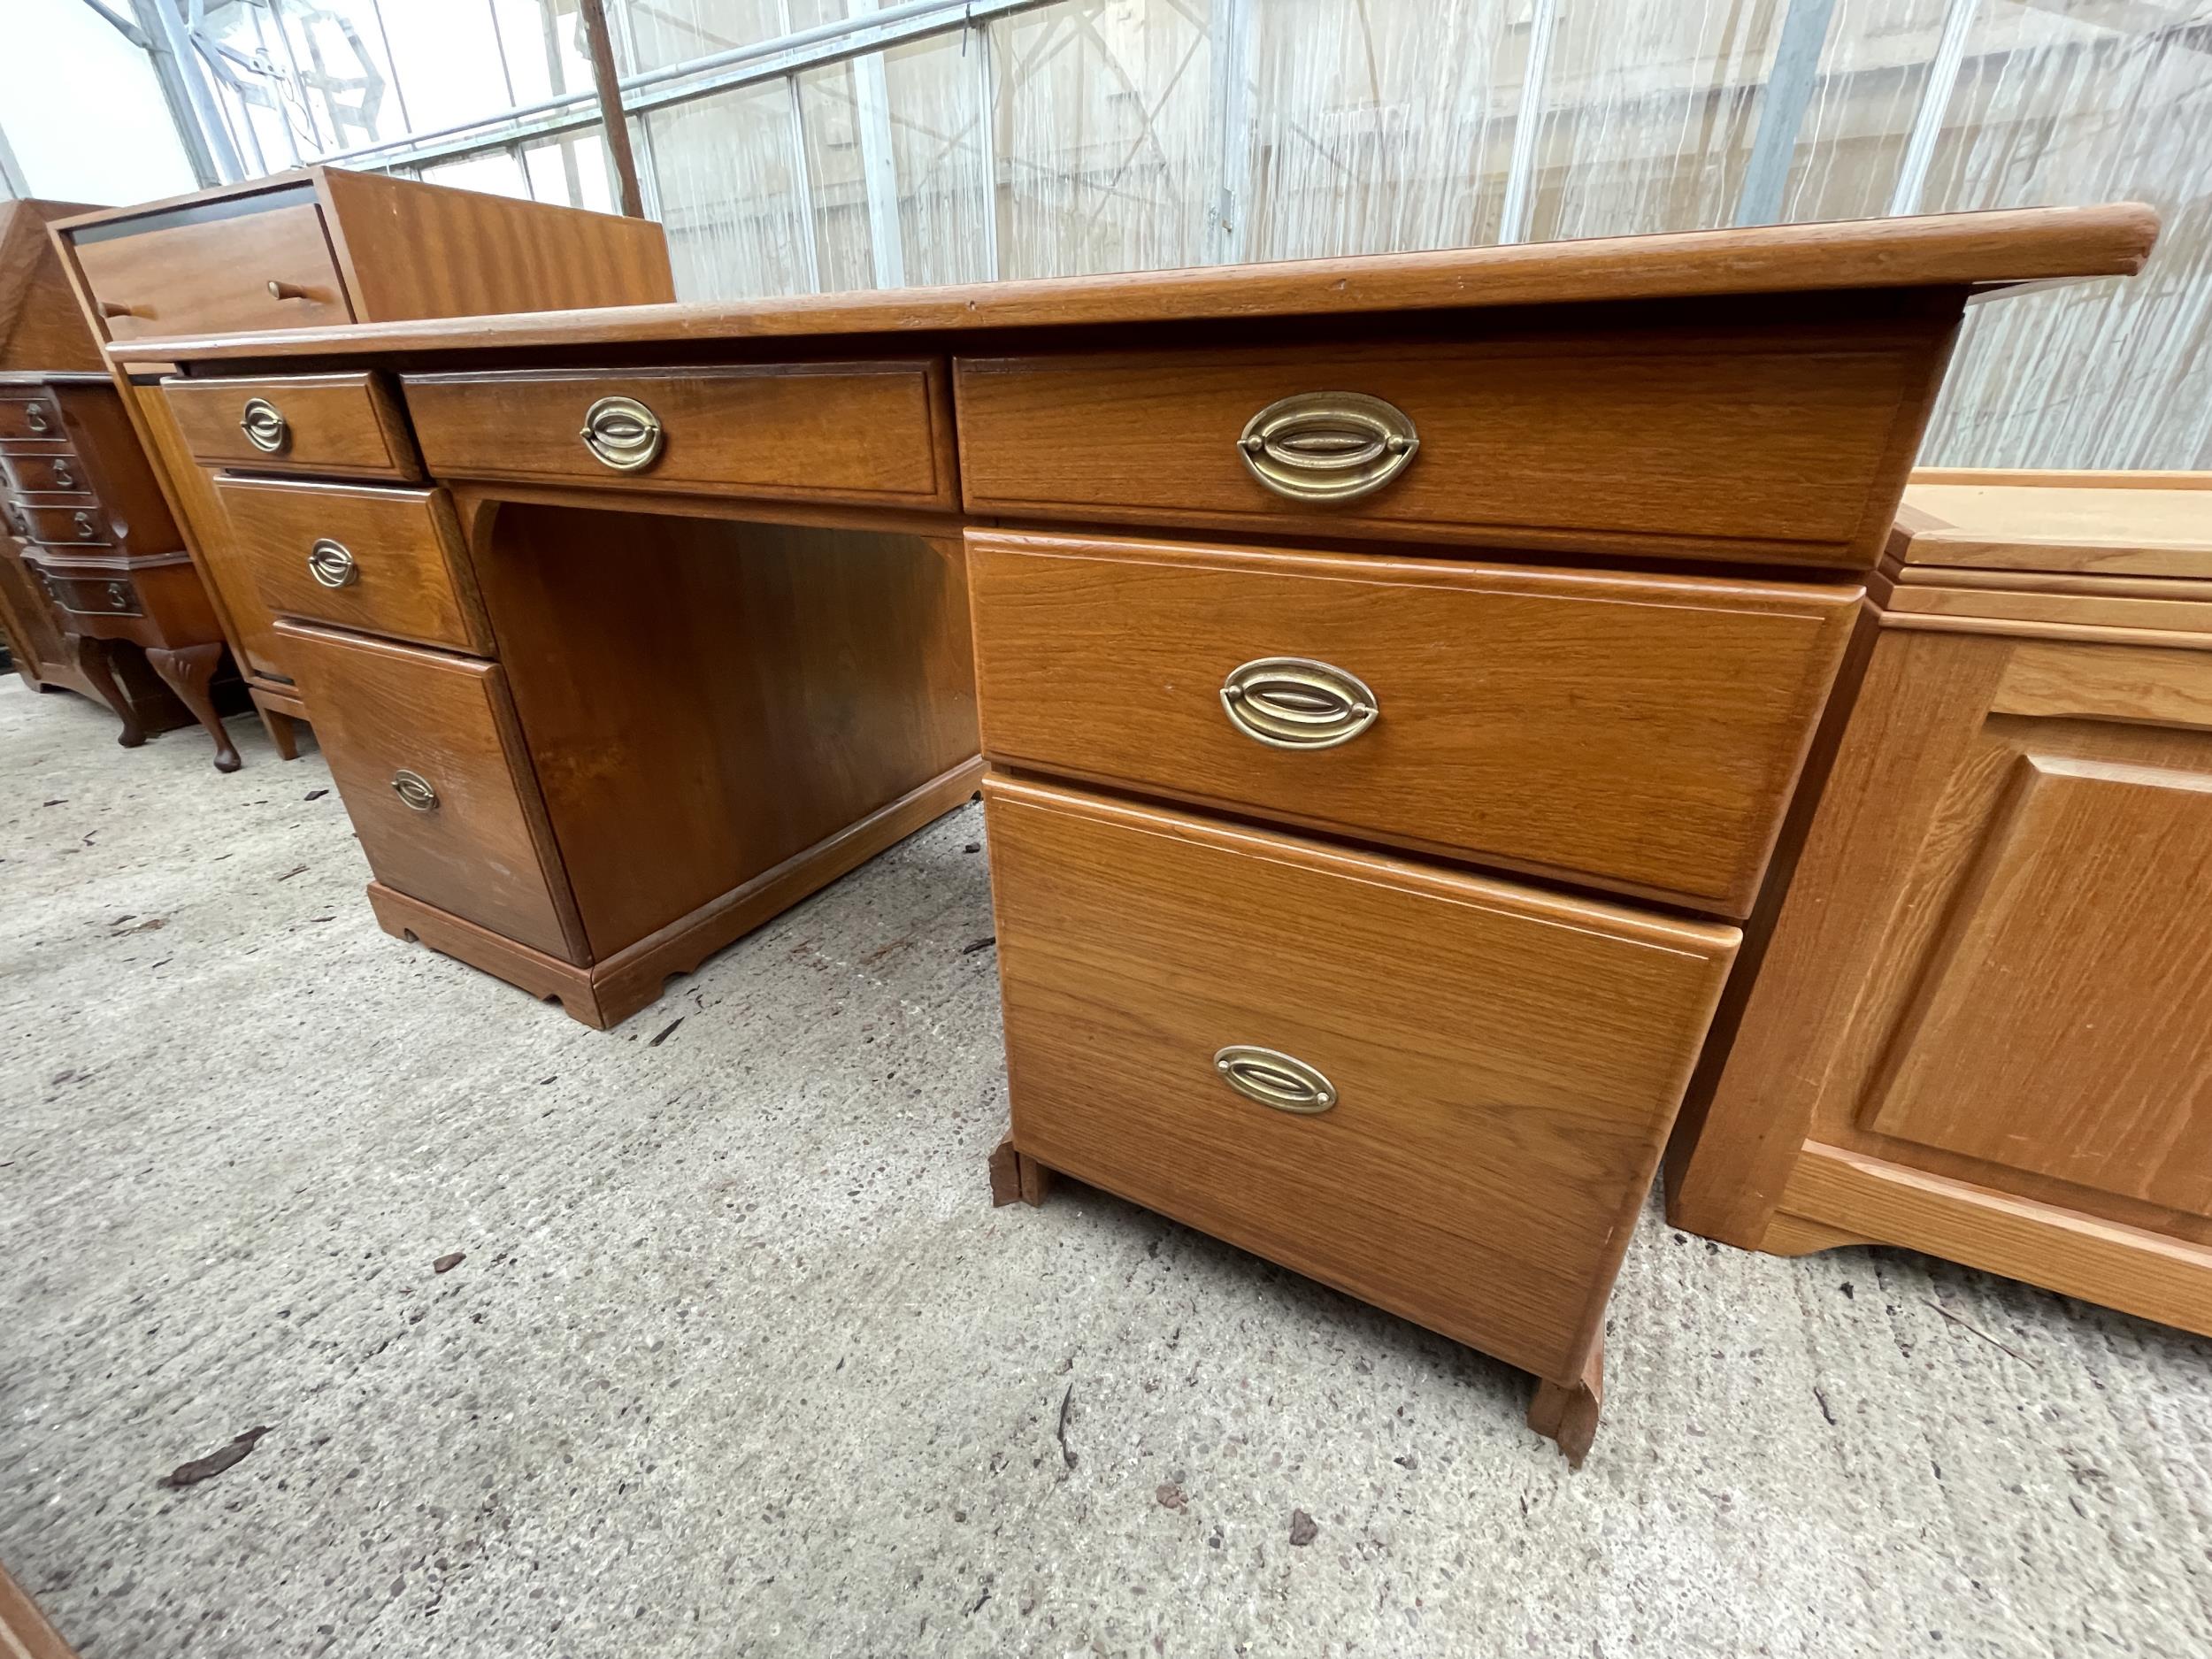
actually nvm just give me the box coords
[955,330,1945,567]
[161,373,423,480]
[970,533,1860,914]
[987,778,1738,1382]
[215,476,488,654]
[0,395,65,442]
[73,201,354,342]
[27,561,139,619]
[274,623,582,963]
[8,497,111,549]
[402,364,956,508]
[1,452,89,495]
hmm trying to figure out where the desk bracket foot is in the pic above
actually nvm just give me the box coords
[1527,1338,1605,1469]
[988,1136,1056,1208]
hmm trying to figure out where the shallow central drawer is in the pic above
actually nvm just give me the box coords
[274,622,583,964]
[987,777,1738,1383]
[401,364,956,509]
[216,475,488,654]
[969,532,1859,915]
[72,194,353,342]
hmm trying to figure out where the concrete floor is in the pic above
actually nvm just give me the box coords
[3,677,2209,1659]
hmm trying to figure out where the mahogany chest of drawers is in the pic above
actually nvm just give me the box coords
[115,204,2156,1462]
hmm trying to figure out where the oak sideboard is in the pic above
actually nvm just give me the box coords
[110,204,2158,1462]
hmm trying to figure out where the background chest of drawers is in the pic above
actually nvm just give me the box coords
[48,167,676,762]
[1666,469,2212,1340]
[119,204,2155,1462]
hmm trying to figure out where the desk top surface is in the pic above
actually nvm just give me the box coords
[110,203,2156,367]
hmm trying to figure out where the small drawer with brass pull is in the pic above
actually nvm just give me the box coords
[214,474,489,654]
[0,396,64,442]
[983,774,1739,1386]
[8,499,113,549]
[0,453,87,495]
[273,621,584,964]
[161,373,423,480]
[402,364,956,509]
[954,329,1947,566]
[969,529,1861,917]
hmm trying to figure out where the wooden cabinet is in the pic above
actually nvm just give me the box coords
[1666,472,2212,1338]
[115,204,2157,1461]
[50,168,676,756]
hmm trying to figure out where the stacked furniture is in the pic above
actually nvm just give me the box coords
[112,204,2154,1461]
[0,197,234,767]
[1667,469,2212,1340]
[48,167,675,760]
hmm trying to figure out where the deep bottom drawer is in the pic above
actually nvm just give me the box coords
[985,775,1739,1382]
[275,622,583,963]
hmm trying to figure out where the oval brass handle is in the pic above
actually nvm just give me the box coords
[1214,1046,1337,1114]
[268,280,310,301]
[51,462,74,489]
[392,770,439,811]
[1238,392,1419,503]
[1220,657,1379,749]
[307,538,359,588]
[24,404,51,435]
[73,511,97,540]
[240,397,289,455]
[580,396,664,472]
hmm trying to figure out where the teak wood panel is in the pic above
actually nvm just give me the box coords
[969,532,1858,914]
[465,502,979,957]
[127,379,288,683]
[274,621,582,963]
[402,364,957,510]
[100,203,2157,365]
[1669,628,2212,1260]
[314,166,674,321]
[213,475,488,654]
[72,202,354,342]
[987,777,1739,1384]
[160,373,422,480]
[0,198,106,373]
[955,327,1952,566]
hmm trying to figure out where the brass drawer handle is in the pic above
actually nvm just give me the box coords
[580,396,664,472]
[1215,1046,1337,1114]
[392,770,439,811]
[73,511,97,541]
[24,404,51,435]
[241,397,289,455]
[1239,392,1418,503]
[51,462,73,489]
[106,580,134,611]
[307,538,359,588]
[1220,657,1379,749]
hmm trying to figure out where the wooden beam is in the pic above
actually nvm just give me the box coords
[576,0,647,219]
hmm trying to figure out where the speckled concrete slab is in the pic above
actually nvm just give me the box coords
[3,680,2208,1659]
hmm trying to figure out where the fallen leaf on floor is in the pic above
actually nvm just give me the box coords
[649,1017,684,1048]
[433,1252,465,1274]
[50,1069,78,1086]
[963,841,981,854]
[276,864,308,880]
[111,918,165,935]
[1288,1509,1318,1547]
[158,1425,270,1489]
[1156,1481,1187,1510]
[304,789,327,801]
[961,936,996,955]
[42,798,65,807]
[1056,1383,1077,1469]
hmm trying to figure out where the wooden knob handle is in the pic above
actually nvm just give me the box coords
[268,280,311,302]
[97,299,136,319]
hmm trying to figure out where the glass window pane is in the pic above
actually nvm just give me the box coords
[642,80,818,299]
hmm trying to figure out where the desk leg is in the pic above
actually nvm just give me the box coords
[73,637,144,750]
[1527,1335,1605,1469]
[254,697,303,762]
[147,642,240,773]
[988,1137,1056,1208]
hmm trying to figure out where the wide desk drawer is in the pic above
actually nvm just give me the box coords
[970,532,1859,915]
[955,330,1944,568]
[275,623,582,964]
[987,777,1737,1384]
[161,373,423,480]
[402,364,957,509]
[73,199,353,342]
[216,476,488,654]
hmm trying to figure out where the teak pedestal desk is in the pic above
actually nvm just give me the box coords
[115,205,2156,1462]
